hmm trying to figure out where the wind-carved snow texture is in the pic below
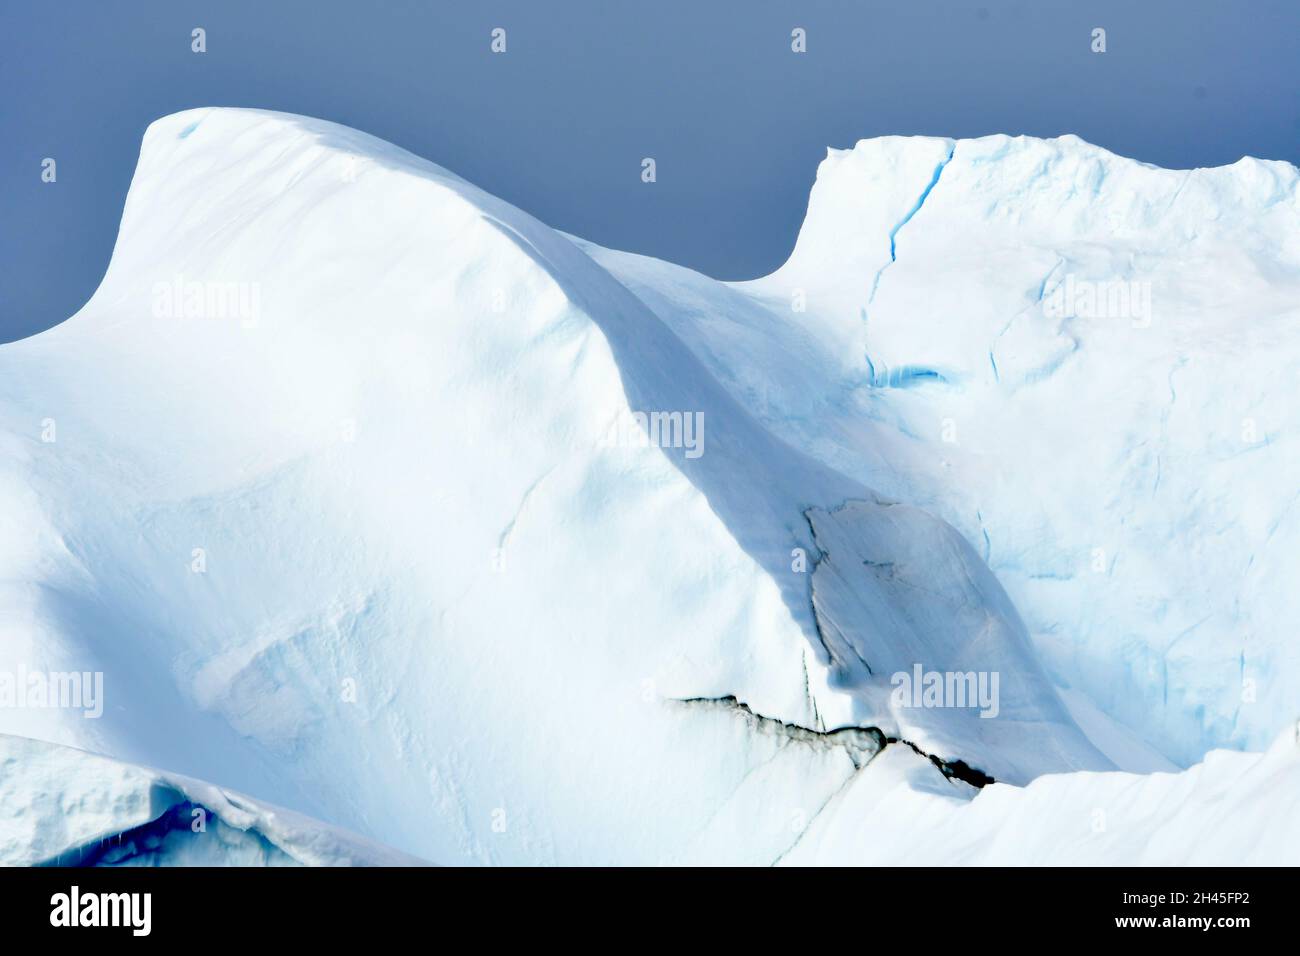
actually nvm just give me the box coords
[0,108,1298,864]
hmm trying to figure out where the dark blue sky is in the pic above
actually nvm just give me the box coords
[3,0,1298,342]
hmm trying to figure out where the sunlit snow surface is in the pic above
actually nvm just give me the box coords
[0,109,1297,864]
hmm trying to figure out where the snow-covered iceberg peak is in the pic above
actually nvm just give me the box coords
[0,108,1117,864]
[785,133,1299,272]
[773,136,956,308]
[753,132,1300,360]
[717,132,1300,766]
[5,109,1294,865]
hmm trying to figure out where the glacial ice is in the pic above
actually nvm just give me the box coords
[0,108,1296,864]
[0,734,426,866]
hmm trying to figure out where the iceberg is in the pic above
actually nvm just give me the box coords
[1,108,1296,864]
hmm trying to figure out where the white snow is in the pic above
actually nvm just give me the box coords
[779,727,1300,866]
[592,133,1300,767]
[0,734,426,866]
[1,108,1297,864]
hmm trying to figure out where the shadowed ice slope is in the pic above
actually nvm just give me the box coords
[0,734,427,866]
[586,133,1300,769]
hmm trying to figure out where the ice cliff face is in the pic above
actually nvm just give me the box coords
[592,132,1300,767]
[0,108,1296,864]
